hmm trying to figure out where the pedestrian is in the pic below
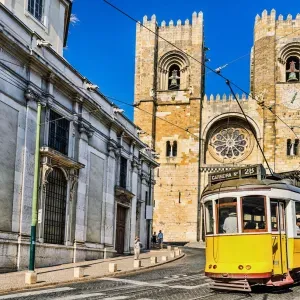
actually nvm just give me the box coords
[151,231,157,248]
[157,230,163,249]
[134,236,142,260]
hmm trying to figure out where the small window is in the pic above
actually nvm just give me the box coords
[119,157,127,188]
[242,196,267,232]
[286,56,300,82]
[168,64,180,90]
[216,197,238,234]
[48,110,70,155]
[172,141,177,157]
[204,201,214,235]
[28,0,44,22]
[270,202,279,231]
[287,139,292,156]
[295,139,299,156]
[295,202,300,236]
[166,141,171,157]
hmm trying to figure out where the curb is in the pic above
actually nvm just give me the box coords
[0,254,185,295]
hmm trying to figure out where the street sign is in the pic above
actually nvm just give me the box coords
[208,165,266,185]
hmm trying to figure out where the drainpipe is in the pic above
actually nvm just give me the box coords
[28,101,42,271]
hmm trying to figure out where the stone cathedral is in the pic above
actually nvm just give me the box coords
[134,10,300,242]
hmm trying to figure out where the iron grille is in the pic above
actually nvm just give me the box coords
[48,110,69,155]
[44,168,67,245]
[119,157,127,188]
[28,0,44,22]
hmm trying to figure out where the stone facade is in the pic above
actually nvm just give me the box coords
[134,10,300,242]
[0,2,158,272]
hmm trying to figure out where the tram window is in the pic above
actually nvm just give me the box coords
[241,196,267,232]
[216,198,238,234]
[295,202,300,236]
[205,202,214,234]
[270,202,279,231]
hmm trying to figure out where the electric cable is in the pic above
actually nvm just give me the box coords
[226,80,273,174]
[206,27,300,76]
[103,0,298,139]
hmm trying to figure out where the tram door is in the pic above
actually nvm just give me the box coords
[271,201,288,275]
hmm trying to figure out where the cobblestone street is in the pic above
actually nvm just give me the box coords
[2,248,300,300]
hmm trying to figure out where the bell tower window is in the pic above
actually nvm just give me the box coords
[286,56,300,82]
[158,51,190,90]
[168,64,180,90]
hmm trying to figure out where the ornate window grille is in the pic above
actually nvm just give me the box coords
[28,0,44,22]
[120,157,127,188]
[44,168,67,245]
[48,110,69,155]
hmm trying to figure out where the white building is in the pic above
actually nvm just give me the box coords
[0,0,158,272]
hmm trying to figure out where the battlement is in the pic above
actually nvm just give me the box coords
[137,11,203,30]
[255,9,300,26]
[204,93,253,102]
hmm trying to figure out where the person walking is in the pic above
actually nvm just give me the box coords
[151,231,157,248]
[134,236,142,260]
[157,230,164,249]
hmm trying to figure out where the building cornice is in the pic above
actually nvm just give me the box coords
[0,4,151,151]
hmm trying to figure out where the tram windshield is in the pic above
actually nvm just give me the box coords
[241,196,267,232]
[204,195,268,235]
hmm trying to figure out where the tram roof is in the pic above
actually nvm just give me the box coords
[202,178,300,197]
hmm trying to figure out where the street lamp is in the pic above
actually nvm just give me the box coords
[24,89,42,284]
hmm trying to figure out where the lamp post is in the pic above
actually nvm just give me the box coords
[29,101,41,272]
[24,89,42,282]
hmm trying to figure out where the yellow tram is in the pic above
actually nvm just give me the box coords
[202,165,300,291]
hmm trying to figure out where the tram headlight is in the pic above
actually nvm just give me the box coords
[213,265,217,269]
[209,264,212,269]
[246,265,251,270]
[238,265,244,270]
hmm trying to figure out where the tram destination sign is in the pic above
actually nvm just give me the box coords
[208,165,266,185]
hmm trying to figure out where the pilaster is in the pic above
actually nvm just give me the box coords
[74,122,93,244]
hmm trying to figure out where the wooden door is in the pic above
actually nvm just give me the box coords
[116,205,126,254]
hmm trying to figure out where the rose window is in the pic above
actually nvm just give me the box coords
[208,126,253,163]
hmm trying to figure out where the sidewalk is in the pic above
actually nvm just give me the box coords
[0,249,184,294]
[184,242,206,249]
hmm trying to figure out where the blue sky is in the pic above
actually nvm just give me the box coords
[64,1,300,120]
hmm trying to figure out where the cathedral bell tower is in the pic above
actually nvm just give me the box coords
[134,12,205,242]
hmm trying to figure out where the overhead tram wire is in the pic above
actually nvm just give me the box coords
[104,95,199,140]
[1,10,300,137]
[226,80,273,175]
[103,0,298,139]
[1,54,297,143]
[206,27,300,76]
[0,64,193,139]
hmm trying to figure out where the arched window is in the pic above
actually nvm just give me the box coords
[44,168,67,245]
[172,141,178,157]
[286,56,300,82]
[158,51,190,90]
[166,141,171,157]
[168,64,180,90]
